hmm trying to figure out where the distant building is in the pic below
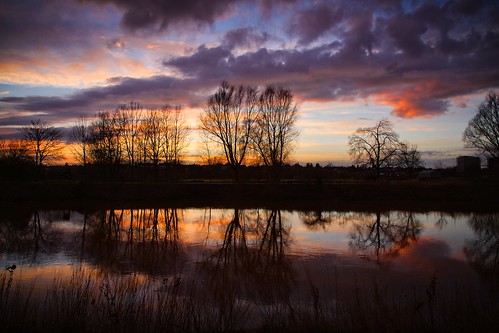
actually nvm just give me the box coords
[456,156,481,176]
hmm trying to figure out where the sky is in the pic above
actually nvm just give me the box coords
[1,0,499,167]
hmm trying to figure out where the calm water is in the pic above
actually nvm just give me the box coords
[0,208,499,290]
[0,208,499,331]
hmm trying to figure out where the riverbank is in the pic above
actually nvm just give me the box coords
[1,178,497,212]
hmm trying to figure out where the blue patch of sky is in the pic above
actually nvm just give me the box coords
[0,84,78,98]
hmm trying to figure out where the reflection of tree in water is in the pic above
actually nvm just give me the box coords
[465,213,499,288]
[203,209,294,310]
[0,210,61,258]
[83,208,183,275]
[217,209,248,265]
[299,210,333,230]
[254,210,294,304]
[349,212,422,262]
[299,211,353,230]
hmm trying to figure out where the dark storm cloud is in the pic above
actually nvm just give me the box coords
[0,0,102,50]
[85,0,245,32]
[288,2,343,45]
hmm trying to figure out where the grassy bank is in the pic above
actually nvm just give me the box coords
[1,265,497,333]
[1,178,498,212]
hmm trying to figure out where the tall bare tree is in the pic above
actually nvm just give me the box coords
[142,108,166,167]
[117,102,143,167]
[88,111,122,166]
[253,86,299,181]
[200,81,258,180]
[463,91,499,158]
[22,119,63,166]
[162,105,189,165]
[348,119,400,177]
[70,115,91,165]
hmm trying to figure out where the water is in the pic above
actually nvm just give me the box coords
[1,208,494,287]
[1,207,498,331]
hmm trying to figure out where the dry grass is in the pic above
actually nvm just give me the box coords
[1,264,498,332]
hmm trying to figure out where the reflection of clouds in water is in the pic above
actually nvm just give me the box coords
[404,238,451,260]
[396,237,479,283]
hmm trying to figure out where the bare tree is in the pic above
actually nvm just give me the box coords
[253,86,299,181]
[348,119,400,177]
[463,91,499,158]
[117,102,143,167]
[22,119,63,166]
[70,115,91,165]
[162,105,189,165]
[396,141,424,175]
[200,81,257,180]
[88,111,122,166]
[141,108,166,168]
[0,138,31,165]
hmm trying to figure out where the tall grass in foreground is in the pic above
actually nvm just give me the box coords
[1,267,498,332]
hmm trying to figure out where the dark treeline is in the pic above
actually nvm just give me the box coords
[0,161,432,183]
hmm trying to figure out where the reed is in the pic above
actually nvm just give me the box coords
[1,265,498,332]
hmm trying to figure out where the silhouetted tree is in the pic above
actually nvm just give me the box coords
[396,141,424,175]
[88,111,123,166]
[348,119,399,177]
[117,102,143,167]
[253,86,299,181]
[22,119,63,166]
[162,105,189,165]
[463,91,499,158]
[141,107,166,168]
[200,81,258,181]
[0,138,30,165]
[70,115,91,165]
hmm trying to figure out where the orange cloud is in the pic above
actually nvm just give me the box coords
[375,81,448,119]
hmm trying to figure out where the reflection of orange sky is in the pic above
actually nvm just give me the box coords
[9,263,84,296]
[393,235,470,278]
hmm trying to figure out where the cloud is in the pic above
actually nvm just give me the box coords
[1,0,499,123]
[223,27,271,50]
[0,76,211,126]
[288,2,343,45]
[85,0,245,32]
[162,0,499,118]
[106,38,126,50]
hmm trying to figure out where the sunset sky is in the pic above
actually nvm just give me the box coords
[1,0,499,166]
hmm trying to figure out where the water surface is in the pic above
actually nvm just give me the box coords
[1,207,498,331]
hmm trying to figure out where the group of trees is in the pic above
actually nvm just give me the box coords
[0,103,189,176]
[200,81,299,181]
[70,102,189,170]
